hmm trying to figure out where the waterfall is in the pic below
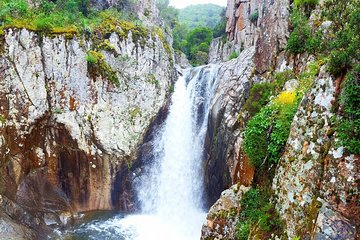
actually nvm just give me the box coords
[60,64,220,240]
[134,64,219,239]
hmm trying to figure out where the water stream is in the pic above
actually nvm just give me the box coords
[59,65,219,240]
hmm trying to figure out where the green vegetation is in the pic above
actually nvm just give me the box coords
[185,27,213,65]
[286,0,359,156]
[243,61,322,168]
[0,0,142,38]
[228,51,239,60]
[157,2,226,66]
[0,114,5,123]
[243,63,320,168]
[249,10,259,24]
[86,50,120,87]
[244,70,295,117]
[322,0,360,77]
[178,4,224,29]
[294,0,319,15]
[156,0,178,28]
[337,65,360,154]
[236,188,283,239]
[286,9,323,55]
[243,94,299,167]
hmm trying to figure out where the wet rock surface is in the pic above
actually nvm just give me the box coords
[204,47,255,207]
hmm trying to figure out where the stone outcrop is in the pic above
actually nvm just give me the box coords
[272,67,359,238]
[201,184,250,240]
[204,46,255,206]
[209,0,289,69]
[204,0,359,238]
[0,9,175,237]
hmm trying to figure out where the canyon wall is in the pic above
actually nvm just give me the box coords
[203,0,359,238]
[0,1,175,238]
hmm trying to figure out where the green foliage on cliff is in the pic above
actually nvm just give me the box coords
[286,9,323,55]
[322,0,360,77]
[337,65,360,154]
[244,70,295,117]
[86,50,120,87]
[243,95,299,168]
[0,0,141,38]
[236,188,283,239]
[243,61,320,168]
[287,0,359,78]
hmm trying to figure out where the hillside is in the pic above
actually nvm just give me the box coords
[178,4,224,29]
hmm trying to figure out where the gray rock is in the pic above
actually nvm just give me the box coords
[314,205,357,240]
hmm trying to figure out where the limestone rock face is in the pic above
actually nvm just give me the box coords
[272,67,359,238]
[0,22,174,237]
[201,184,250,240]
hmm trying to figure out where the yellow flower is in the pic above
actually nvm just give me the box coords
[275,91,296,105]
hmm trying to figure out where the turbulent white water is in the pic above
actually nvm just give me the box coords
[61,65,220,240]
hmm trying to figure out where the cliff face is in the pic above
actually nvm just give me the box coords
[209,0,289,67]
[203,0,359,239]
[205,0,290,203]
[272,66,359,239]
[0,2,175,238]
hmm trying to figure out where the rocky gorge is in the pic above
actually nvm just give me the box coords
[0,0,359,239]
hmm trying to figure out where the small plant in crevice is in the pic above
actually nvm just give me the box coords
[228,51,239,60]
[86,50,120,87]
[249,10,259,24]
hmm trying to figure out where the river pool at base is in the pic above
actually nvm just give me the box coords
[55,211,206,240]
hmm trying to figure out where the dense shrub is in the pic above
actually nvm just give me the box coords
[323,0,360,76]
[244,82,273,117]
[294,0,319,15]
[337,65,360,154]
[243,94,298,167]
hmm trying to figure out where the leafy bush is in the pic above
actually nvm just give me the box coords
[286,10,311,54]
[294,0,319,15]
[244,82,273,117]
[337,65,360,154]
[244,91,299,167]
[324,0,360,76]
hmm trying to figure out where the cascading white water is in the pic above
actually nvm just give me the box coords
[60,65,219,240]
